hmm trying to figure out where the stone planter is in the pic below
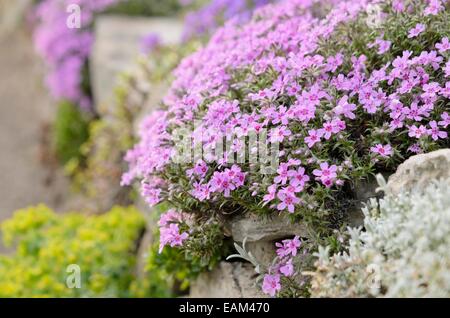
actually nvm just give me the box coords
[90,15,183,113]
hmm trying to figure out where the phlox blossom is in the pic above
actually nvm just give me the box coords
[428,121,448,140]
[276,190,300,213]
[370,144,393,158]
[262,274,281,297]
[313,162,338,187]
[408,23,426,38]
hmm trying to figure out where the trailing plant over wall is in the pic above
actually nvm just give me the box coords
[309,176,450,298]
[123,0,450,246]
[0,205,172,297]
[144,205,232,293]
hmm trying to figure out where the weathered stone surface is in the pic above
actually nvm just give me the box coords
[387,149,450,195]
[0,0,32,39]
[345,174,390,227]
[245,241,277,267]
[190,262,267,298]
[90,15,183,113]
[229,213,309,243]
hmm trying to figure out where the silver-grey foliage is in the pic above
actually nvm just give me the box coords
[309,176,450,297]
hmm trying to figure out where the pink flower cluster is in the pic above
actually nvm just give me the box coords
[124,0,449,219]
[158,209,189,253]
[189,163,246,200]
[262,236,302,297]
[32,0,120,109]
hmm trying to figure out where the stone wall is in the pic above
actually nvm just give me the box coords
[0,0,32,39]
[189,149,450,298]
[90,15,183,114]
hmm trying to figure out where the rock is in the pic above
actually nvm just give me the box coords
[0,0,32,39]
[228,213,309,243]
[244,241,277,267]
[387,149,450,196]
[90,15,183,113]
[190,262,267,298]
[345,174,390,227]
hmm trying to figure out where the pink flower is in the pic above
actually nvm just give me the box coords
[219,177,236,197]
[390,116,405,131]
[262,274,281,297]
[392,0,405,12]
[408,143,422,153]
[325,53,344,72]
[159,223,189,253]
[445,61,450,77]
[263,184,277,203]
[304,129,323,148]
[302,84,329,106]
[209,172,234,197]
[158,209,183,227]
[283,236,301,256]
[191,182,211,201]
[424,0,444,16]
[313,162,338,183]
[441,82,450,98]
[286,83,301,96]
[279,259,294,277]
[250,88,275,101]
[408,24,426,38]
[313,162,337,179]
[370,144,393,158]
[170,227,189,247]
[271,106,290,125]
[187,160,208,178]
[436,37,450,53]
[270,126,291,143]
[289,167,310,189]
[282,184,303,194]
[408,124,428,139]
[331,118,345,132]
[369,36,391,55]
[428,121,448,140]
[320,122,335,140]
[225,165,246,186]
[413,50,443,70]
[334,95,357,119]
[404,102,424,122]
[294,102,316,123]
[438,112,450,128]
[141,183,162,207]
[276,191,300,213]
[274,163,292,185]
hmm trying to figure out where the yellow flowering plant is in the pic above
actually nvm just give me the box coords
[0,205,170,298]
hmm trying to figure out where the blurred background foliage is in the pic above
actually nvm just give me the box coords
[105,0,182,16]
[0,0,272,298]
[0,205,163,297]
[53,101,90,165]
